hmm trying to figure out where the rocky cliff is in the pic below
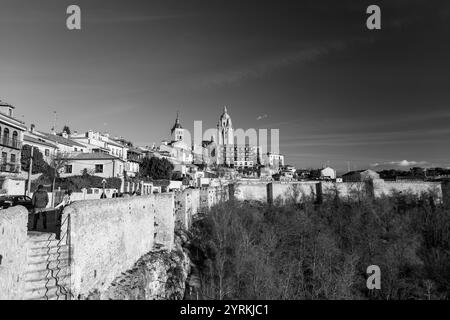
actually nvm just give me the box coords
[85,231,193,300]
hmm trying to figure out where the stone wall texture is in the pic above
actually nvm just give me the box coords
[321,181,368,200]
[372,179,442,199]
[175,189,201,230]
[234,180,445,204]
[235,183,268,202]
[61,194,174,299]
[153,193,175,251]
[0,206,28,300]
[272,182,318,203]
[1,179,448,300]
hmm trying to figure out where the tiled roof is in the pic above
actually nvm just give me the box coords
[63,152,125,161]
[24,135,57,148]
[106,139,123,148]
[40,132,86,148]
[127,147,142,154]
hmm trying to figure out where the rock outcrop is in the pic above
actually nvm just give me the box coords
[85,231,192,300]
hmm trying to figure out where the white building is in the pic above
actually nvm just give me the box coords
[70,131,128,161]
[37,131,87,154]
[267,153,285,169]
[0,100,27,194]
[61,153,125,179]
[0,101,27,175]
[320,167,337,180]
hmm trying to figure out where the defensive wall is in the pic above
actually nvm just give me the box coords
[0,206,28,300]
[1,178,447,300]
[372,179,443,199]
[234,179,444,204]
[0,193,175,300]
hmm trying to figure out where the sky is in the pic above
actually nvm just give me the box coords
[1,0,449,171]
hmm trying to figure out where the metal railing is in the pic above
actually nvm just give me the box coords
[0,162,20,173]
[0,136,22,149]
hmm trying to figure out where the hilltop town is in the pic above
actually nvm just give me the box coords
[1,99,449,199]
[1,97,449,301]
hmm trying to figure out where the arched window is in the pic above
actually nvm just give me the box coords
[12,131,18,148]
[3,128,9,145]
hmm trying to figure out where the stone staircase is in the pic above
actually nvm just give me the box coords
[25,232,72,300]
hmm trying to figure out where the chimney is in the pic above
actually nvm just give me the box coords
[30,124,35,133]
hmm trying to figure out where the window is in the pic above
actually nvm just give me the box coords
[10,154,16,163]
[3,128,9,144]
[95,164,103,173]
[65,165,72,174]
[74,148,78,152]
[12,131,18,147]
[45,149,50,156]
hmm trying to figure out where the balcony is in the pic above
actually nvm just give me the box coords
[0,162,21,173]
[127,155,142,163]
[0,136,22,150]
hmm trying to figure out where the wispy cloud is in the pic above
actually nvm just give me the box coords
[89,14,197,24]
[371,160,429,168]
[198,40,347,87]
[256,114,268,121]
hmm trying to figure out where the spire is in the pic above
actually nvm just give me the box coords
[223,106,227,114]
[171,112,182,131]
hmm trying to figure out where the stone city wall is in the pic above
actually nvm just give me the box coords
[0,206,29,300]
[235,183,268,202]
[272,182,318,204]
[372,179,442,199]
[61,193,174,299]
[233,180,445,205]
[1,178,447,300]
[321,181,369,200]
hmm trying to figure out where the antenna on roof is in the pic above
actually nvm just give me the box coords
[52,111,57,135]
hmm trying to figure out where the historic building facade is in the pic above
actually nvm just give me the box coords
[0,101,27,174]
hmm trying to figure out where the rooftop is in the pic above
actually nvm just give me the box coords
[40,132,86,148]
[0,100,15,108]
[62,152,125,161]
[24,134,57,148]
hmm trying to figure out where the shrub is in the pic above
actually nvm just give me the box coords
[189,192,450,300]
[31,174,122,192]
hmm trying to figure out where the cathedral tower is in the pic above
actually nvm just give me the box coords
[171,112,184,142]
[217,106,234,145]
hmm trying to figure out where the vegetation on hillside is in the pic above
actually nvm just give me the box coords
[140,156,174,180]
[31,170,122,192]
[21,145,50,174]
[188,192,450,300]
